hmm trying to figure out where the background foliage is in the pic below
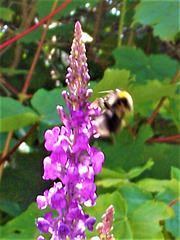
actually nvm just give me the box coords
[0,0,179,239]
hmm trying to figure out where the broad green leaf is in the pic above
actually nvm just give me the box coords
[90,69,133,101]
[166,201,180,238]
[144,144,180,179]
[131,78,178,116]
[98,167,127,179]
[113,46,179,83]
[0,199,22,217]
[85,190,174,239]
[98,125,153,171]
[119,185,152,215]
[31,88,67,125]
[90,68,178,116]
[96,160,154,188]
[96,177,128,188]
[126,201,174,239]
[0,97,39,132]
[156,184,180,238]
[137,178,179,193]
[0,7,14,22]
[133,0,180,41]
[126,159,154,179]
[85,191,127,238]
[1,202,45,239]
[171,167,180,181]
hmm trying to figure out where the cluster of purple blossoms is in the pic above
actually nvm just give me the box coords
[36,21,104,240]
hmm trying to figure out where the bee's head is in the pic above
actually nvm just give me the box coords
[116,89,133,113]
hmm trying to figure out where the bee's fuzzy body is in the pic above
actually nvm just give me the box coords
[94,89,133,136]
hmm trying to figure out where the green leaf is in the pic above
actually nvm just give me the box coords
[98,125,153,171]
[171,167,180,181]
[126,159,154,179]
[113,46,179,83]
[85,189,174,239]
[31,88,67,126]
[137,178,179,193]
[132,78,178,116]
[166,201,180,238]
[85,191,127,238]
[90,69,133,101]
[0,97,39,132]
[0,7,14,22]
[156,183,180,238]
[133,0,180,41]
[98,167,127,179]
[1,202,46,239]
[119,185,152,213]
[0,199,22,217]
[144,144,180,179]
[126,201,174,239]
[96,160,154,188]
[90,68,178,116]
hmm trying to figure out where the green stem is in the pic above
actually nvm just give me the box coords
[117,0,127,47]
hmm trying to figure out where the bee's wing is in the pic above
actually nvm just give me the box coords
[99,90,114,94]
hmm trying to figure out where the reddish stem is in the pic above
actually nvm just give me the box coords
[146,134,180,144]
[0,75,19,95]
[22,0,58,94]
[169,198,180,207]
[0,0,72,50]
[147,67,180,125]
[147,96,166,125]
[0,123,39,165]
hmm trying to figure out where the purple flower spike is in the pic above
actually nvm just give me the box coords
[36,21,104,240]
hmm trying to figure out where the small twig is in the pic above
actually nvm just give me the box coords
[0,75,19,95]
[146,134,180,144]
[117,0,127,47]
[22,0,58,94]
[147,96,166,125]
[124,118,136,138]
[88,47,106,70]
[169,198,180,207]
[0,0,72,50]
[0,131,13,180]
[147,67,180,125]
[127,28,134,46]
[145,27,152,55]
[91,0,104,48]
[0,123,39,165]
[10,0,37,69]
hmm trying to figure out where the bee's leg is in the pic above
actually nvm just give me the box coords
[110,133,116,144]
[97,98,105,108]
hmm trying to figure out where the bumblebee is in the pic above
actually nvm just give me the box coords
[94,89,133,137]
